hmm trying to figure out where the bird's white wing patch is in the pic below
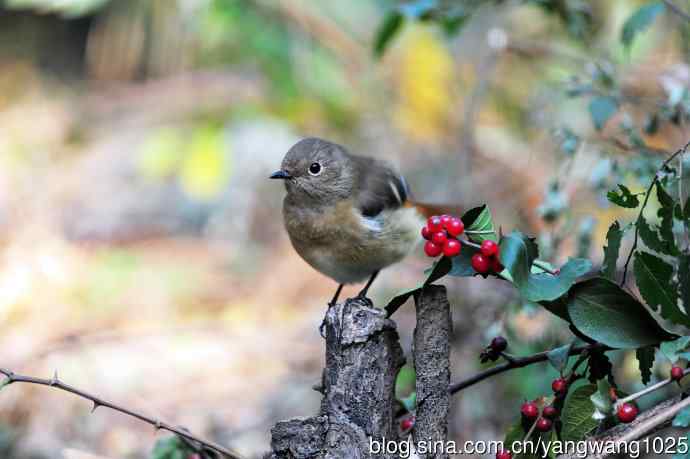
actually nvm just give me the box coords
[360,213,384,233]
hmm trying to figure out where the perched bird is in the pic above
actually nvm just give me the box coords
[270,137,457,306]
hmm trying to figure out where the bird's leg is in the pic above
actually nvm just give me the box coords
[356,271,379,300]
[329,284,345,307]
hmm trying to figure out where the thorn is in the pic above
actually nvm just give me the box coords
[91,401,100,413]
[50,370,59,386]
[155,421,162,430]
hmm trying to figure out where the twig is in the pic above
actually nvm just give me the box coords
[663,0,690,22]
[0,368,243,459]
[449,343,607,395]
[620,140,690,286]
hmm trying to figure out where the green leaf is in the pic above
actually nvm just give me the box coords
[462,205,497,242]
[601,221,623,280]
[395,365,416,399]
[448,244,480,277]
[589,96,618,131]
[385,256,452,316]
[680,253,690,314]
[561,384,599,442]
[636,346,656,385]
[590,379,613,414]
[657,183,679,255]
[621,1,665,49]
[567,277,675,348]
[539,296,571,322]
[374,12,404,58]
[638,216,675,255]
[547,342,574,373]
[674,406,690,428]
[523,258,592,302]
[499,231,539,290]
[661,336,690,363]
[634,251,689,327]
[607,184,640,208]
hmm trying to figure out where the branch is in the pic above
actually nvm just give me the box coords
[0,368,244,459]
[449,343,607,395]
[620,140,690,285]
[663,0,690,22]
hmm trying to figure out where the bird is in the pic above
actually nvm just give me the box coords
[269,137,458,306]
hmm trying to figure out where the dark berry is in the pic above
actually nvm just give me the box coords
[480,240,499,257]
[490,257,503,273]
[446,218,464,237]
[443,239,461,257]
[551,377,568,396]
[520,401,539,420]
[424,241,442,257]
[440,214,453,227]
[542,405,558,419]
[671,365,685,382]
[428,216,443,233]
[421,226,431,240]
[496,450,512,459]
[400,417,415,431]
[617,403,638,423]
[536,417,553,432]
[431,231,448,245]
[471,253,490,273]
[490,336,507,353]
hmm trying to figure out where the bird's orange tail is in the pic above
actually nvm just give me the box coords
[407,200,464,219]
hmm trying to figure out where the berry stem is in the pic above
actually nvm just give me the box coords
[615,367,690,409]
[465,230,496,235]
[522,416,541,443]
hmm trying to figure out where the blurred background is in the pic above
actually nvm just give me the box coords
[0,0,688,457]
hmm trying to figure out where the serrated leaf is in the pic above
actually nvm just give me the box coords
[673,406,690,428]
[607,184,640,208]
[499,231,539,290]
[562,384,599,441]
[462,205,497,243]
[567,277,675,348]
[621,2,665,49]
[373,12,404,58]
[657,183,679,255]
[636,346,655,385]
[601,221,623,280]
[589,96,618,131]
[661,336,690,363]
[547,342,574,372]
[638,216,675,255]
[523,257,592,302]
[634,251,689,327]
[385,256,452,316]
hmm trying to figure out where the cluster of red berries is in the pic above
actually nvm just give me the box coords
[422,215,465,257]
[472,240,503,274]
[480,336,508,363]
[616,402,638,424]
[520,400,558,433]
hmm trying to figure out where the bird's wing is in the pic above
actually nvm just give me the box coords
[351,155,410,217]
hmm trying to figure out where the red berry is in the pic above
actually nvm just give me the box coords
[490,336,507,353]
[480,240,499,257]
[428,216,443,233]
[671,365,684,382]
[551,377,568,395]
[431,231,447,245]
[400,416,415,431]
[446,218,464,237]
[535,417,553,432]
[617,403,638,423]
[421,226,431,240]
[471,253,490,273]
[520,401,539,420]
[490,257,504,273]
[424,241,442,257]
[542,405,558,419]
[440,214,452,227]
[496,450,512,459]
[443,239,461,257]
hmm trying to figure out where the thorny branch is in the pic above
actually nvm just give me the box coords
[620,140,690,286]
[449,343,607,395]
[0,368,244,459]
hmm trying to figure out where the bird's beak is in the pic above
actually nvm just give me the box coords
[269,170,292,180]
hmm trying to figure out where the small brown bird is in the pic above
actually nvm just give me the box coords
[270,137,457,305]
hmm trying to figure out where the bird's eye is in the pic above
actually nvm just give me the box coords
[308,162,322,176]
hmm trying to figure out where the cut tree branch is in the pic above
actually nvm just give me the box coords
[0,368,243,459]
[449,343,607,395]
